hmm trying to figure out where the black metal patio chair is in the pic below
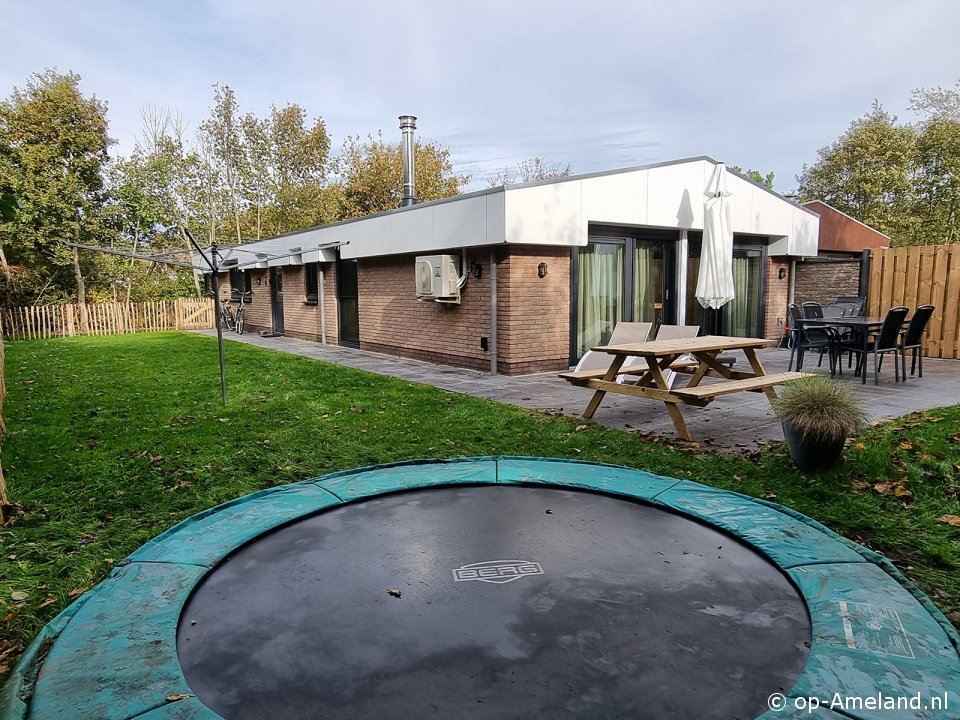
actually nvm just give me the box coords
[841,306,909,385]
[900,304,935,379]
[801,302,823,319]
[787,304,836,373]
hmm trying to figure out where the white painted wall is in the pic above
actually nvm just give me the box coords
[502,158,819,256]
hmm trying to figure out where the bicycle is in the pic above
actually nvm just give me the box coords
[233,292,250,335]
[218,298,236,332]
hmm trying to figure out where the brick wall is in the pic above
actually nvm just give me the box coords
[497,246,570,374]
[218,266,338,342]
[356,246,570,374]
[795,260,861,306]
[765,258,790,341]
[215,270,269,333]
[358,252,493,371]
[243,270,272,333]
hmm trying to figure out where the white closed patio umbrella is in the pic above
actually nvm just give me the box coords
[695,163,736,310]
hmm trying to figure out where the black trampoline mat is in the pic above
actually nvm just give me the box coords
[177,484,811,719]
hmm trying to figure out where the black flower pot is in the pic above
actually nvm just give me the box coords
[782,421,846,472]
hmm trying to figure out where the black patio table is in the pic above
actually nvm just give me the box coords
[798,316,909,384]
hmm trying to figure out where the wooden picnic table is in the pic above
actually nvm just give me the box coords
[559,335,805,441]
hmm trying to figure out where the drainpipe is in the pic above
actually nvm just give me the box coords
[318,266,327,344]
[490,248,498,375]
[788,259,797,306]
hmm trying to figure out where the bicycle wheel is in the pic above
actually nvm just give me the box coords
[235,308,244,335]
[220,307,236,331]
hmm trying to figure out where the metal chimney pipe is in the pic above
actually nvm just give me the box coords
[399,115,417,207]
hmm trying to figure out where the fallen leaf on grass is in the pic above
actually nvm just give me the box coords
[761,492,777,500]
[575,424,587,432]
[852,480,872,491]
[937,515,960,527]
[68,588,84,599]
[898,442,913,451]
[37,595,56,609]
[10,592,27,603]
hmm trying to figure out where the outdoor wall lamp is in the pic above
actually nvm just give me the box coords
[538,262,549,278]
[470,261,482,279]
[778,268,787,280]
[256,277,262,286]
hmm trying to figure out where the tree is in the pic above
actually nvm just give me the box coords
[199,85,245,243]
[730,166,775,189]
[911,117,960,245]
[334,132,469,218]
[910,80,960,121]
[0,69,113,310]
[240,103,331,237]
[487,156,572,187]
[796,103,917,240]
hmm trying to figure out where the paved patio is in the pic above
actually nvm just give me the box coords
[197,330,960,448]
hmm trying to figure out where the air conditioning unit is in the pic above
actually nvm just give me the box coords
[415,254,460,299]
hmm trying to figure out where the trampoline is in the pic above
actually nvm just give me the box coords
[3,458,959,720]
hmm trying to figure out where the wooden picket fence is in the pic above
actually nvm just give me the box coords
[0,298,214,341]
[866,244,960,359]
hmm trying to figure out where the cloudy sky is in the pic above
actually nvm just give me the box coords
[3,1,958,193]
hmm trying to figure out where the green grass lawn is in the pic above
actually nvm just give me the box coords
[2,332,959,682]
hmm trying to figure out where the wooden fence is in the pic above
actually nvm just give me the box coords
[0,298,215,341]
[866,244,960,359]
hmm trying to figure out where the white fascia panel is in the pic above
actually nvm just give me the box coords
[579,171,651,231]
[484,191,506,245]
[389,207,435,254]
[504,181,583,246]
[351,215,392,257]
[641,160,714,230]
[432,194,492,250]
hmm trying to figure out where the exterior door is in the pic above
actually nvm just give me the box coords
[686,237,766,337]
[337,258,359,348]
[270,267,285,335]
[572,227,675,360]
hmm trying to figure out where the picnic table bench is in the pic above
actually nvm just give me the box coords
[559,335,806,440]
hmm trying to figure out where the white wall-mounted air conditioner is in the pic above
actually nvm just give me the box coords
[415,254,460,299]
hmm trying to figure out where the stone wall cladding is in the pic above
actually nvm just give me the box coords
[795,260,861,306]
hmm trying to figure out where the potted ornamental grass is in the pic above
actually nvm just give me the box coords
[771,376,867,472]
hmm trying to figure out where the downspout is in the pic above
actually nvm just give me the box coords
[788,259,797,306]
[490,248,498,375]
[318,266,327,344]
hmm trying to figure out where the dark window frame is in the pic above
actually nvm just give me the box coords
[305,263,319,304]
[229,268,252,300]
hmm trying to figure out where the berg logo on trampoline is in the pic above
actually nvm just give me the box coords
[452,560,544,584]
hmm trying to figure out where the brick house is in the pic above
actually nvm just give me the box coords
[206,157,819,375]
